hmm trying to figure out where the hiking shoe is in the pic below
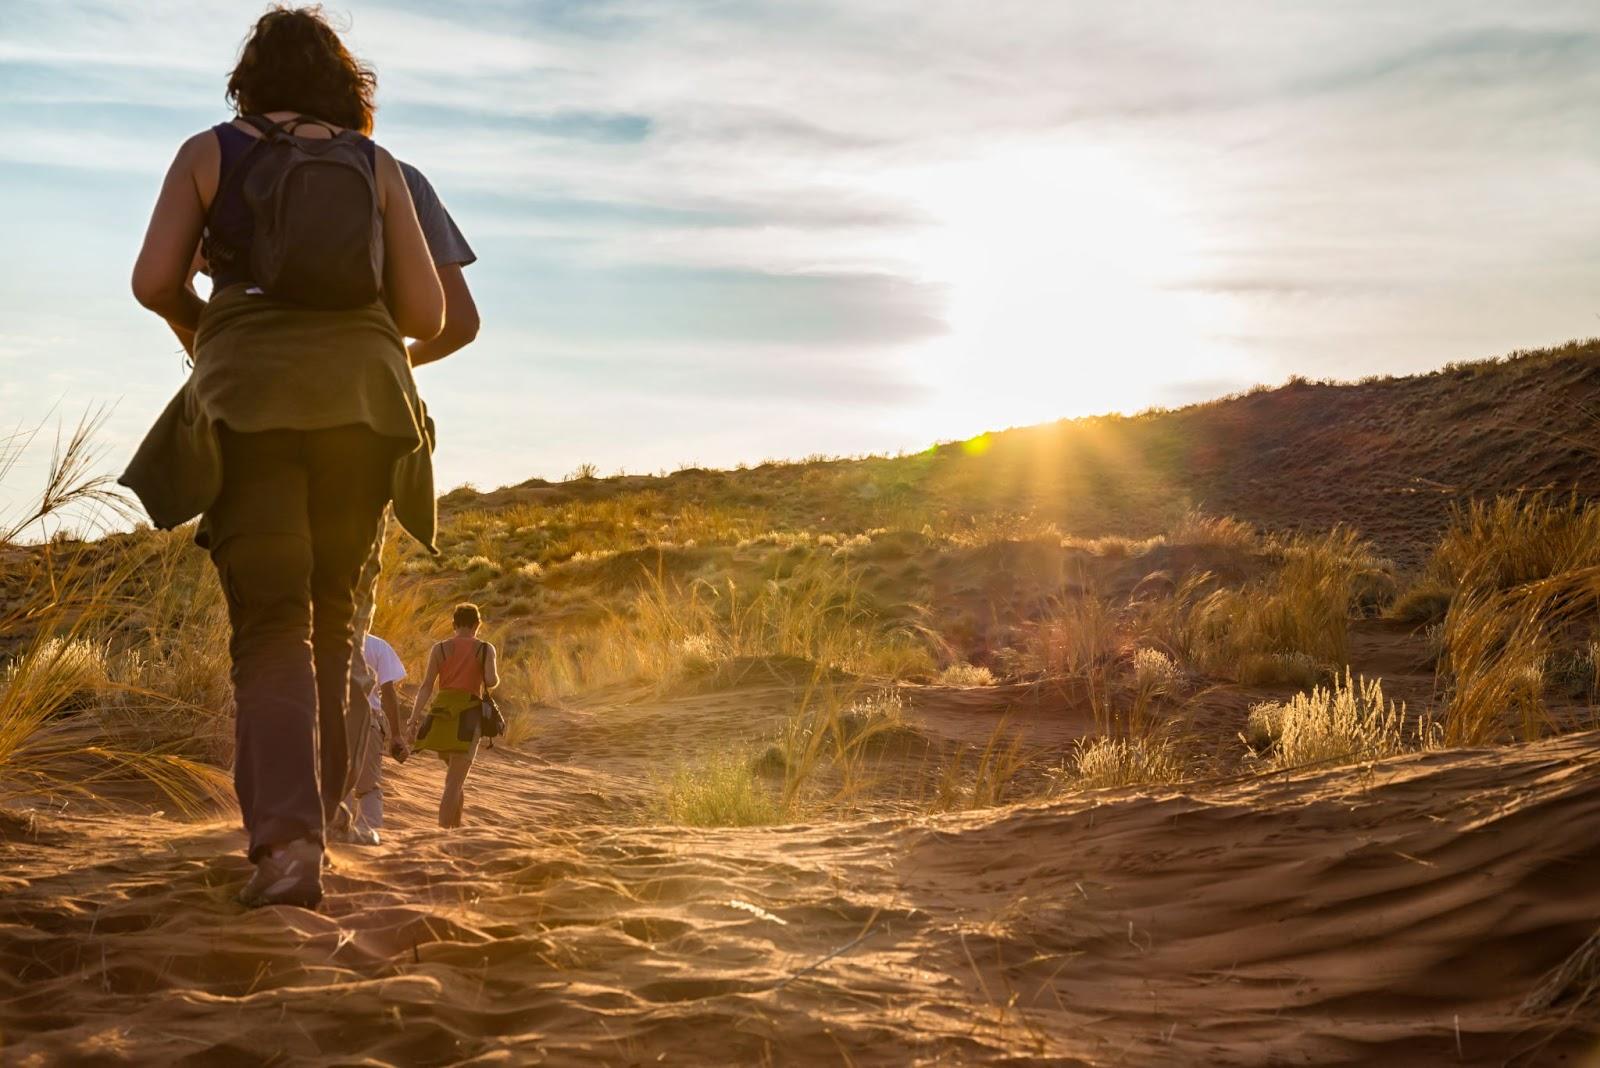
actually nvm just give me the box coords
[327,822,379,846]
[239,839,324,909]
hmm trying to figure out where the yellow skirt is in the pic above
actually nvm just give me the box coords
[414,689,481,755]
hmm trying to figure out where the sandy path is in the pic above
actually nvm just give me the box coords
[5,707,1600,1065]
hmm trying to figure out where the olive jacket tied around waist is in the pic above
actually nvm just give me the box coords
[119,285,439,554]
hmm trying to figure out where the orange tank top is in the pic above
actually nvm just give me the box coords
[436,636,484,694]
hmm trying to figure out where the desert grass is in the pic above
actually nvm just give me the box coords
[1124,648,1179,736]
[1426,495,1600,743]
[1164,509,1259,551]
[508,558,937,703]
[1430,493,1600,594]
[1439,589,1551,744]
[1180,527,1382,681]
[1547,639,1600,700]
[659,749,781,827]
[1235,651,1329,688]
[1245,670,1436,769]
[652,681,925,826]
[771,683,913,815]
[427,492,770,577]
[1065,735,1186,790]
[0,407,137,545]
[936,662,996,687]
[927,720,1030,811]
[0,418,229,812]
[1026,595,1117,679]
[1389,580,1454,625]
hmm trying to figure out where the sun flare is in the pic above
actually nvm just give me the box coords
[874,144,1254,438]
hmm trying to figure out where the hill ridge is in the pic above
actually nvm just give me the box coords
[451,338,1600,566]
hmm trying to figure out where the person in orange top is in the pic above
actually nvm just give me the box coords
[408,602,500,827]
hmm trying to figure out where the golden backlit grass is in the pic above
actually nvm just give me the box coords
[1065,736,1186,791]
[1427,494,1600,744]
[1190,527,1386,678]
[1246,670,1438,770]
[658,750,781,827]
[16,396,1600,825]
[0,418,230,814]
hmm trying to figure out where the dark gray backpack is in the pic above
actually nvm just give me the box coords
[205,114,383,309]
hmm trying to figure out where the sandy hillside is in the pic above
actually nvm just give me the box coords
[453,339,1600,568]
[9,346,1600,1065]
[4,679,1600,1067]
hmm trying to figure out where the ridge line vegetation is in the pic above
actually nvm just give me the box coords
[7,341,1600,823]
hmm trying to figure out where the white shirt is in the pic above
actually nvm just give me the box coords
[363,634,407,714]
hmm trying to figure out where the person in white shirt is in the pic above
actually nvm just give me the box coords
[333,633,407,845]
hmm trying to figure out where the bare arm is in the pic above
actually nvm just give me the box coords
[133,133,213,344]
[483,644,500,691]
[163,246,208,359]
[375,146,444,341]
[380,682,402,738]
[410,645,441,726]
[408,264,479,367]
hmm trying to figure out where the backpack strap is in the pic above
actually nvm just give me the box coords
[238,113,293,139]
[203,115,294,253]
[475,641,489,700]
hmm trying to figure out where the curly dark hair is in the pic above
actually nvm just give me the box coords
[226,5,377,133]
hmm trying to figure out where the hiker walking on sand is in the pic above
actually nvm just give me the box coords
[337,146,480,839]
[332,633,407,846]
[410,604,499,828]
[123,7,444,908]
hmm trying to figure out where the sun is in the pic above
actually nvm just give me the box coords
[871,142,1253,438]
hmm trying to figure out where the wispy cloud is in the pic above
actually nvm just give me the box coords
[2,0,1598,492]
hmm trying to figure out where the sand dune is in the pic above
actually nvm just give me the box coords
[5,684,1600,1066]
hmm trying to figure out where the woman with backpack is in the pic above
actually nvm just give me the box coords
[409,603,501,829]
[123,7,444,909]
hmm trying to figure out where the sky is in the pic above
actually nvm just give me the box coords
[2,0,1599,507]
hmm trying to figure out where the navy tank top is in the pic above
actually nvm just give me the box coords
[206,120,378,291]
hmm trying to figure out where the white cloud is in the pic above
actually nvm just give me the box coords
[2,0,1598,497]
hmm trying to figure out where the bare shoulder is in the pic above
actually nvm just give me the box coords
[178,129,219,163]
[372,143,402,179]
[164,129,218,179]
[370,144,404,209]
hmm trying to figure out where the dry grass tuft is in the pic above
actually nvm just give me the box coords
[1236,651,1331,688]
[1165,509,1259,551]
[937,662,996,687]
[927,720,1029,811]
[0,417,231,813]
[1431,493,1600,594]
[1428,495,1600,744]
[659,750,781,827]
[1389,580,1454,625]
[1246,670,1436,769]
[1184,527,1382,680]
[1065,735,1185,790]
